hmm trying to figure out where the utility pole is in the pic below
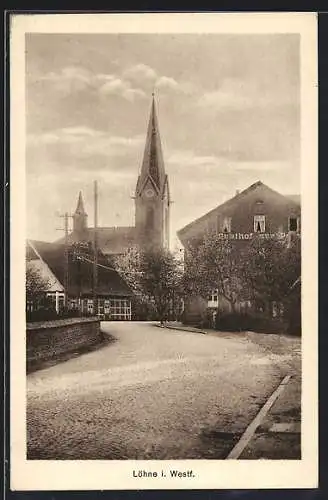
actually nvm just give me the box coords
[56,212,73,311]
[93,180,98,316]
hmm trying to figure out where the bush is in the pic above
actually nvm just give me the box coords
[215,311,286,334]
[26,307,93,323]
[26,308,59,323]
[215,312,250,332]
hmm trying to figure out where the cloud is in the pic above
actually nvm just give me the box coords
[60,126,101,138]
[198,77,297,113]
[168,149,222,169]
[156,76,179,91]
[27,128,145,176]
[155,76,196,95]
[39,66,93,94]
[167,148,293,177]
[99,78,146,101]
[38,66,147,102]
[231,161,291,172]
[123,63,158,83]
[198,85,253,112]
[123,64,196,96]
[37,63,195,104]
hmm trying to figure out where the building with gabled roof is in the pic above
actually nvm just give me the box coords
[26,239,133,319]
[177,180,301,328]
[27,95,170,320]
[178,180,300,248]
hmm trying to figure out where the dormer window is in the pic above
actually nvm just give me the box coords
[254,215,266,233]
[222,217,232,233]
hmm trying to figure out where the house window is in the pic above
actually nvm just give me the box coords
[107,298,131,320]
[289,217,299,232]
[58,295,65,311]
[255,200,264,209]
[222,217,232,233]
[87,299,94,314]
[208,289,219,306]
[272,301,284,318]
[254,215,266,233]
[69,298,78,309]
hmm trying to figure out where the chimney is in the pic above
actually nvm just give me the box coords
[235,189,240,196]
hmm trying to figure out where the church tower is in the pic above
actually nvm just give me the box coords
[135,95,170,251]
[73,191,88,239]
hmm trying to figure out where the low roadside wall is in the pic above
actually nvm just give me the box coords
[27,317,102,366]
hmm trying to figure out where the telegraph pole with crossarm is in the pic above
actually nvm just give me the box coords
[56,212,73,310]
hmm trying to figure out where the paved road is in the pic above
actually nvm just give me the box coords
[27,322,300,459]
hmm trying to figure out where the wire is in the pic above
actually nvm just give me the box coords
[76,254,116,272]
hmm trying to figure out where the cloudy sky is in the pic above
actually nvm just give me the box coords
[26,33,300,248]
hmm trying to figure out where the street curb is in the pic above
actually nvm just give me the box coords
[155,324,207,335]
[226,375,292,459]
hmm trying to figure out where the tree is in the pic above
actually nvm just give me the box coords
[241,234,301,310]
[138,248,183,323]
[183,234,249,312]
[115,247,183,323]
[113,245,145,297]
[183,231,301,318]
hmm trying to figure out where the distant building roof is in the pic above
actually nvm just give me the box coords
[55,226,137,256]
[26,246,64,292]
[26,240,133,297]
[177,180,301,242]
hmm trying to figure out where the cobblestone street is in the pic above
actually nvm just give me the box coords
[27,322,301,460]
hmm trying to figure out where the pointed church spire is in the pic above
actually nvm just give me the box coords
[137,94,166,194]
[73,191,88,235]
[75,191,86,215]
[135,95,170,251]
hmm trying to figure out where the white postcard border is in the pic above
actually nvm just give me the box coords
[10,12,318,490]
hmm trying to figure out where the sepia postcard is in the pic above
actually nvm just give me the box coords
[10,12,318,491]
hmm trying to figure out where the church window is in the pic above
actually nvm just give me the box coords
[146,206,155,231]
[254,215,266,233]
[222,217,232,233]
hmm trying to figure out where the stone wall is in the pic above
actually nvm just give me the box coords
[27,317,101,367]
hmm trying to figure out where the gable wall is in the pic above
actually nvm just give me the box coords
[179,184,301,246]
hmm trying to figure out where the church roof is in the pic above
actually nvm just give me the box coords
[75,191,86,215]
[27,239,133,297]
[55,226,137,256]
[89,226,137,255]
[136,94,166,195]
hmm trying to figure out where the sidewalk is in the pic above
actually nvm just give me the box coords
[239,375,301,459]
[161,322,301,460]
[159,321,301,459]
